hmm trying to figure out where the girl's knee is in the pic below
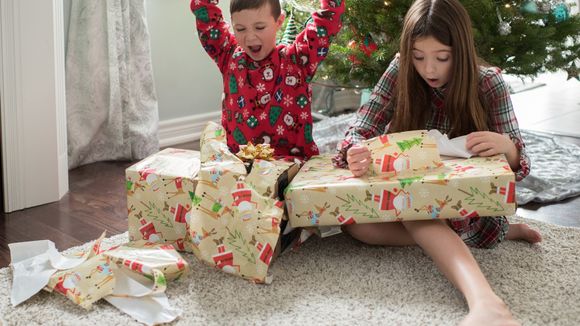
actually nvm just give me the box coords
[342,224,377,244]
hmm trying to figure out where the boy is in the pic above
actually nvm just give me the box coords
[192,0,345,159]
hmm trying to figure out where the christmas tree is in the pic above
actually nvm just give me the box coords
[280,0,580,86]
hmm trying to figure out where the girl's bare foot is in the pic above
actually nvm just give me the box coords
[506,223,542,243]
[460,296,520,326]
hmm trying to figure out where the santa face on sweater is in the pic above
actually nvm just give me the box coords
[231,2,285,61]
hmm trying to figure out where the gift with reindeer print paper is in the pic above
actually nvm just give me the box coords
[126,148,201,252]
[285,130,516,227]
[187,121,299,283]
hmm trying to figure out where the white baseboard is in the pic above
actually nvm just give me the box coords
[158,111,221,147]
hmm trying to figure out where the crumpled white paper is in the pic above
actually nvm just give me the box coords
[9,235,181,325]
[428,130,474,158]
[9,236,99,306]
[105,268,182,326]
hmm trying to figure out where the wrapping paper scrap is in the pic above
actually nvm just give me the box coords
[9,234,188,325]
[427,130,474,158]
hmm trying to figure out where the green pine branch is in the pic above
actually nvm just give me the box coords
[226,229,256,264]
[459,187,507,212]
[337,194,381,219]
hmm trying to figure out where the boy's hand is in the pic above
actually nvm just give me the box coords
[347,145,371,177]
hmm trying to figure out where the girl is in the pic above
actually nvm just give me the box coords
[333,0,541,324]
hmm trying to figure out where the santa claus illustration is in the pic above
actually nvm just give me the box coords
[231,182,258,221]
[375,153,411,174]
[373,188,413,216]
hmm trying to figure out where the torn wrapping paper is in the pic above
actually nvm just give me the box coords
[9,232,106,306]
[361,130,442,176]
[10,235,188,325]
[427,130,474,158]
[187,122,294,283]
[285,131,516,227]
[126,148,201,252]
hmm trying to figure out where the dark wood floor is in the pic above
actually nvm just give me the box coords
[1,137,579,267]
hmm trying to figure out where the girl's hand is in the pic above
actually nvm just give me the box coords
[347,145,371,177]
[466,131,520,170]
[465,131,514,157]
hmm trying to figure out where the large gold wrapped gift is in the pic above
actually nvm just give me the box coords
[126,148,201,252]
[188,122,298,283]
[285,131,516,227]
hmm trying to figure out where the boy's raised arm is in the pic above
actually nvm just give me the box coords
[191,0,236,74]
[285,0,345,79]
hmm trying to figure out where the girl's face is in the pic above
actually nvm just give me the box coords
[231,3,284,61]
[412,36,452,88]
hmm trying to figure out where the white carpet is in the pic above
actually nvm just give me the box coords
[1,216,579,326]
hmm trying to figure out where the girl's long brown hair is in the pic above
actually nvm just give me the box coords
[390,0,489,137]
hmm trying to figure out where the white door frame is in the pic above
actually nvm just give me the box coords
[0,0,68,212]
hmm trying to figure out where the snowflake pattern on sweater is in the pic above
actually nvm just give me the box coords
[192,0,344,159]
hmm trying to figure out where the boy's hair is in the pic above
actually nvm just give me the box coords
[230,0,282,20]
[391,0,489,138]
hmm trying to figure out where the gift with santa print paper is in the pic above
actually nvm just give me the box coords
[126,148,201,252]
[285,130,516,227]
[187,122,299,283]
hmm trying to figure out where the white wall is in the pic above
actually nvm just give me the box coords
[64,0,225,122]
[146,0,226,121]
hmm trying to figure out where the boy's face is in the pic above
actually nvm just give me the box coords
[231,2,284,61]
[411,36,453,89]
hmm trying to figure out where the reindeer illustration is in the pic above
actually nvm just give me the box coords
[414,195,452,219]
[89,261,115,290]
[193,191,228,220]
[296,202,330,225]
[164,177,186,200]
[451,200,479,219]
[191,227,217,246]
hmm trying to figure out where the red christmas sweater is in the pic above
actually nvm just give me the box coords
[192,0,344,159]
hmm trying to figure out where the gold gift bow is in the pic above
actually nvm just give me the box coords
[236,143,275,161]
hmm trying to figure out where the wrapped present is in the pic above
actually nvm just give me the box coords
[188,122,295,283]
[246,159,301,199]
[362,130,441,176]
[126,148,201,252]
[285,131,516,227]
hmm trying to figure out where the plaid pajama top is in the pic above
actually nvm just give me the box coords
[333,57,531,248]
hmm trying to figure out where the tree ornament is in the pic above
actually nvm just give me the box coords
[348,40,362,64]
[551,2,570,23]
[538,2,552,13]
[496,8,512,36]
[360,34,378,57]
[284,0,318,13]
[278,11,299,46]
[520,0,539,14]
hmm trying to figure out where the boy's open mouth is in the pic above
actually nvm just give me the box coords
[248,45,262,54]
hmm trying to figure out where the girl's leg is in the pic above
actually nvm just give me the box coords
[506,223,542,243]
[342,222,416,246]
[401,220,519,326]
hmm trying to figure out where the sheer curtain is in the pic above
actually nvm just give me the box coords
[66,0,159,169]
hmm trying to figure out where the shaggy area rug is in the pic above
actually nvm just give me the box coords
[1,217,578,326]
